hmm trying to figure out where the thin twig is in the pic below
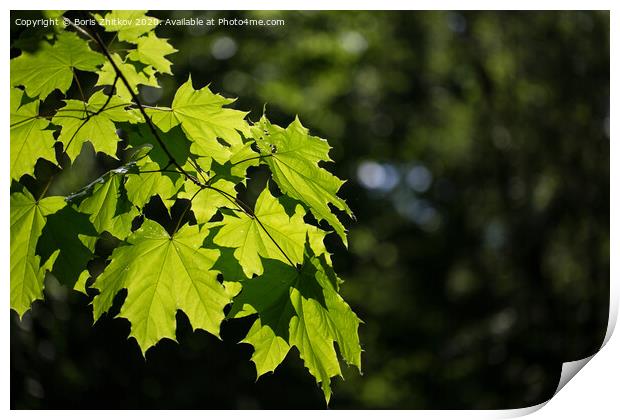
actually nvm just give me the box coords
[138,168,183,174]
[107,32,118,49]
[37,176,55,201]
[94,75,119,115]
[72,69,88,114]
[172,187,202,234]
[61,117,91,156]
[53,102,132,115]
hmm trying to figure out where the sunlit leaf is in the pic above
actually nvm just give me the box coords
[230,251,362,403]
[147,77,249,168]
[78,173,139,240]
[214,187,313,277]
[95,52,159,101]
[10,31,104,100]
[53,90,141,161]
[10,88,57,180]
[127,32,177,74]
[10,191,65,317]
[252,116,353,245]
[92,220,230,353]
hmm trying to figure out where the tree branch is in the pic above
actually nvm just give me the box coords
[64,19,298,270]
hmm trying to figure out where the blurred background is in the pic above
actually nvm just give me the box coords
[10,11,609,409]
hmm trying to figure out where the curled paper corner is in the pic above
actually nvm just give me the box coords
[498,289,619,418]
[553,355,595,396]
[493,356,600,419]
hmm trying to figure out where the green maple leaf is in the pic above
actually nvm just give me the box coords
[10,191,65,317]
[78,173,139,240]
[147,77,249,168]
[127,32,177,75]
[213,186,328,278]
[179,179,237,224]
[126,159,183,209]
[230,252,362,403]
[10,88,57,180]
[53,90,141,161]
[92,220,230,353]
[10,31,104,100]
[229,142,262,181]
[36,206,98,288]
[95,53,159,102]
[252,116,353,245]
[94,11,159,43]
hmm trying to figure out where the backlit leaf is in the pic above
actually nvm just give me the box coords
[127,32,177,75]
[230,252,362,403]
[214,187,325,277]
[252,116,353,245]
[10,31,104,100]
[126,159,183,208]
[36,206,98,287]
[78,172,139,240]
[147,77,249,168]
[179,179,237,224]
[92,220,230,353]
[95,53,159,101]
[10,191,65,317]
[53,90,141,161]
[10,88,57,180]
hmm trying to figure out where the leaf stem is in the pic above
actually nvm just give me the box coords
[72,69,88,113]
[92,75,119,116]
[231,154,273,166]
[138,168,182,174]
[37,176,55,201]
[172,187,202,235]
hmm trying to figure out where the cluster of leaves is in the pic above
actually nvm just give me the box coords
[10,11,360,402]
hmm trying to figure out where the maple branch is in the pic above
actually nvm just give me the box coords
[54,102,132,115]
[132,103,165,110]
[65,19,298,270]
[66,19,202,187]
[97,33,202,184]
